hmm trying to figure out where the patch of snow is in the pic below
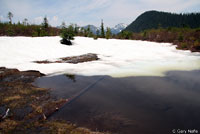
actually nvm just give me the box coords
[111,23,128,34]
[114,23,127,29]
[0,36,200,77]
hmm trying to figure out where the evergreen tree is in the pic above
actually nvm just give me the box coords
[84,28,88,37]
[106,27,111,39]
[42,16,48,29]
[93,29,99,40]
[8,12,13,24]
[87,25,91,37]
[60,24,75,45]
[125,10,200,32]
[96,29,100,37]
[68,24,74,34]
[23,18,28,25]
[119,31,132,39]
[101,19,105,38]
[61,21,66,29]
[87,25,93,37]
[74,24,79,35]
[40,16,49,36]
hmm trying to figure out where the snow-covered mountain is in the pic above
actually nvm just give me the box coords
[111,23,128,34]
[82,25,100,34]
[82,23,127,34]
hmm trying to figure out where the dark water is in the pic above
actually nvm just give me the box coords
[34,70,200,134]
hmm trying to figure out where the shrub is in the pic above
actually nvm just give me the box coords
[93,36,98,40]
[105,27,111,39]
[119,31,132,39]
[180,42,188,49]
[194,40,200,47]
[60,26,75,45]
[32,31,38,37]
[6,27,15,36]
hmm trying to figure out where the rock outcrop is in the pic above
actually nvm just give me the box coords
[34,53,99,64]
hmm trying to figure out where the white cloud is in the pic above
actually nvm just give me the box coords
[0,0,200,27]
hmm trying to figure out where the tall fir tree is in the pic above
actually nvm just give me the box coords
[42,16,48,29]
[74,24,79,34]
[101,19,105,38]
[61,21,66,29]
[8,12,13,24]
[87,25,91,37]
[23,18,28,25]
[96,29,100,37]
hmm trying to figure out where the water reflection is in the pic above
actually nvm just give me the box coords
[34,70,200,134]
[65,74,76,82]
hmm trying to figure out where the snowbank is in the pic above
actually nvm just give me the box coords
[0,36,200,77]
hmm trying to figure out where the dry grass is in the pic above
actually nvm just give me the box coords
[0,119,18,133]
[19,89,32,95]
[3,95,22,102]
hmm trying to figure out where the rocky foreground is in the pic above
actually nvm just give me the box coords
[0,67,108,134]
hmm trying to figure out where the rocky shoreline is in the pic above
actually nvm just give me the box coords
[0,67,108,134]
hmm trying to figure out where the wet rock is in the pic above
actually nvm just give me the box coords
[0,68,19,81]
[61,53,99,64]
[0,106,6,119]
[34,60,53,64]
[0,67,44,83]
[13,106,33,120]
[34,53,99,64]
[60,38,72,45]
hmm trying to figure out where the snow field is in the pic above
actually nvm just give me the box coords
[0,36,200,77]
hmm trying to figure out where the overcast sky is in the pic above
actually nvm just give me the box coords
[0,0,200,27]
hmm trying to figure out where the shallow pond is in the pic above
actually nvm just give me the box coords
[34,70,200,134]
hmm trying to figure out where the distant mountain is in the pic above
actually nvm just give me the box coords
[111,23,127,34]
[82,23,127,34]
[83,25,99,34]
[124,10,200,32]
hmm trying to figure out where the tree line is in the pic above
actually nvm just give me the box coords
[115,27,200,52]
[60,19,112,45]
[0,12,59,36]
[1,11,200,51]
[125,10,200,32]
[0,12,113,39]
